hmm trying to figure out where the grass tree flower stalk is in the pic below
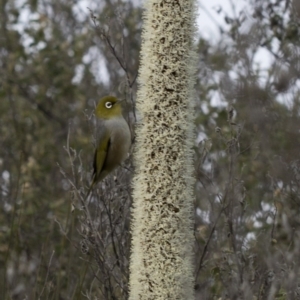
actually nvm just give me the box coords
[129,0,197,298]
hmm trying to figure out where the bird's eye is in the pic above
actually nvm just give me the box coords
[105,102,113,109]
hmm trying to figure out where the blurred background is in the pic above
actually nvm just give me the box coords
[1,0,300,299]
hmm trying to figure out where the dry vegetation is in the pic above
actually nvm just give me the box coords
[1,0,300,299]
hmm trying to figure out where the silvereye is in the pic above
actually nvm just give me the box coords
[86,96,131,197]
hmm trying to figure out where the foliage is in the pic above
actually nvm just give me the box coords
[0,0,140,299]
[194,0,300,298]
[1,0,300,299]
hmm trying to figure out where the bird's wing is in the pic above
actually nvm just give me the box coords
[92,125,111,182]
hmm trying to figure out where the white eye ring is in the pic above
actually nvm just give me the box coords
[105,102,113,109]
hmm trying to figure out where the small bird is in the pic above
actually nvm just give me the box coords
[86,96,131,198]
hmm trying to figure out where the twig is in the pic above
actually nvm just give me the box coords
[196,208,224,279]
[39,250,55,299]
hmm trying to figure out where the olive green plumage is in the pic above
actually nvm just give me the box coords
[86,96,131,197]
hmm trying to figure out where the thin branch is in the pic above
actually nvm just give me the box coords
[39,250,55,300]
